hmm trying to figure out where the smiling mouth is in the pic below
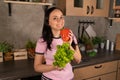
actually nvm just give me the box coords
[56,25,61,28]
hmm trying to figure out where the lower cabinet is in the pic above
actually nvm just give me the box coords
[117,60,120,80]
[117,69,120,80]
[74,61,118,80]
[86,72,116,80]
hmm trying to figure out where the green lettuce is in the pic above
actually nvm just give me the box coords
[53,43,74,68]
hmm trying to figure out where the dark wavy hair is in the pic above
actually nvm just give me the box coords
[42,7,76,50]
[42,7,63,50]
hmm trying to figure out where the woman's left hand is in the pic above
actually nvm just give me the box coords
[68,30,74,45]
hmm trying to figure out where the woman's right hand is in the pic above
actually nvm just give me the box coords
[54,65,64,71]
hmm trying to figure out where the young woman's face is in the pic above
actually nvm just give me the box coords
[49,9,65,31]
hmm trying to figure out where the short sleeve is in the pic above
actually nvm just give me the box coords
[73,34,78,45]
[35,38,47,54]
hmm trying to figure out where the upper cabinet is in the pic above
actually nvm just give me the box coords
[109,0,120,22]
[113,0,120,9]
[56,0,110,17]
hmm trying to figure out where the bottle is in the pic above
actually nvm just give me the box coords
[106,40,110,50]
[110,41,114,51]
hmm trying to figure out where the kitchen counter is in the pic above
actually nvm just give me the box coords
[0,49,120,80]
[72,49,120,68]
[0,59,40,80]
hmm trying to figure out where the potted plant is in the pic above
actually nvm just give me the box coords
[92,36,105,49]
[81,36,106,57]
[0,41,14,61]
[25,40,36,59]
[81,35,94,50]
[92,36,105,45]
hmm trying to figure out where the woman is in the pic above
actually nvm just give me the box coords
[34,7,82,80]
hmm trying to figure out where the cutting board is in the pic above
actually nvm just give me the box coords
[115,33,120,50]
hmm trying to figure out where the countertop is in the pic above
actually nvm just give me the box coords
[72,49,120,68]
[0,49,120,80]
[0,59,40,80]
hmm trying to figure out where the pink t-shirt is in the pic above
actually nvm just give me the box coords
[35,35,78,80]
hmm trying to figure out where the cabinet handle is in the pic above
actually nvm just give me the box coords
[91,6,94,14]
[94,65,102,69]
[87,6,90,14]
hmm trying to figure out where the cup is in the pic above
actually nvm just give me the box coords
[100,42,105,49]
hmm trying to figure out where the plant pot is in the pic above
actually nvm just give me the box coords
[4,52,13,61]
[0,52,3,62]
[100,42,105,49]
[85,44,94,51]
[27,48,35,59]
[94,44,99,49]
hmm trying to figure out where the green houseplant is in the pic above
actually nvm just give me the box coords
[81,35,94,50]
[82,35,106,50]
[81,35,106,57]
[25,40,36,59]
[92,36,105,45]
[0,41,14,61]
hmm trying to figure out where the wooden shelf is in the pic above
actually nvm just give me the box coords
[4,0,53,16]
[108,17,120,22]
[4,0,52,5]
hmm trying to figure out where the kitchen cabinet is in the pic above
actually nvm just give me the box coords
[117,60,120,80]
[113,0,120,9]
[74,60,117,80]
[109,0,120,22]
[86,72,116,80]
[55,0,110,17]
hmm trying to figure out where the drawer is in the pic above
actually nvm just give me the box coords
[86,72,116,80]
[118,60,120,68]
[117,68,120,80]
[74,61,117,80]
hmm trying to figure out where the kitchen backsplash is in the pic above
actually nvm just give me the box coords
[0,0,120,48]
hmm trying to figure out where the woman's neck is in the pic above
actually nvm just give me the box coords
[52,30,60,38]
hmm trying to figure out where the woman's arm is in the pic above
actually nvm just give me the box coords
[68,30,82,64]
[70,45,82,64]
[34,54,56,73]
